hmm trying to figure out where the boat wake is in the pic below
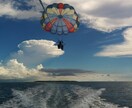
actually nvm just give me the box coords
[0,84,128,108]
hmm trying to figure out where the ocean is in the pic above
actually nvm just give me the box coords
[0,82,131,108]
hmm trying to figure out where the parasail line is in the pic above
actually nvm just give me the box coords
[39,0,46,12]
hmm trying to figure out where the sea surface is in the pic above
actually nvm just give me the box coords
[0,81,131,108]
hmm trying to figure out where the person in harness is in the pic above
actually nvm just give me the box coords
[57,40,64,50]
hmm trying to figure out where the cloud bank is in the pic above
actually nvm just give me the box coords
[0,46,129,81]
[12,39,64,66]
[95,28,132,57]
[0,59,131,81]
[42,69,94,76]
[1,0,132,32]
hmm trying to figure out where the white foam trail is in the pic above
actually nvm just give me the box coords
[70,86,125,108]
[0,85,55,108]
[0,84,128,108]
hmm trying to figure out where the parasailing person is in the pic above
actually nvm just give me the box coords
[39,0,80,50]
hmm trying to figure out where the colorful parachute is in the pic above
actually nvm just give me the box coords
[40,3,79,35]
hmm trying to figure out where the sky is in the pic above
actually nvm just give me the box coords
[0,0,132,81]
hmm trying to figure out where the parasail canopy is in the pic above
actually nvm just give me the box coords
[41,3,79,35]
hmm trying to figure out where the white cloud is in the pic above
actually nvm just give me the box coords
[12,39,64,66]
[0,59,48,81]
[95,28,132,57]
[0,0,40,19]
[74,0,132,32]
[1,0,132,32]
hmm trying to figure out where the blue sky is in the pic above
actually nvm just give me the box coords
[0,0,132,80]
[0,17,132,74]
